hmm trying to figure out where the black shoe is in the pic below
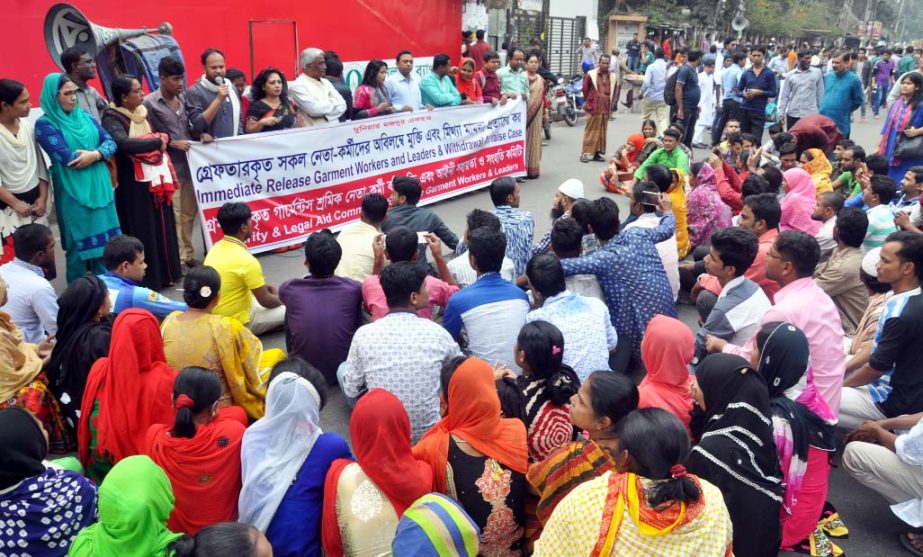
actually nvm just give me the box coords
[515,177,525,183]
[592,154,605,162]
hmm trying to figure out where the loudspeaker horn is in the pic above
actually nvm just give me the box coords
[731,14,750,33]
[44,3,172,68]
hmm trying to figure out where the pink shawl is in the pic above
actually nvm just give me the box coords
[781,168,821,235]
[638,315,695,434]
[686,163,733,247]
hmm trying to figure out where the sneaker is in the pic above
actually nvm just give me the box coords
[580,154,591,163]
[818,512,849,539]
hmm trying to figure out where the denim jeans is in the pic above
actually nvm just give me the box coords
[872,86,888,116]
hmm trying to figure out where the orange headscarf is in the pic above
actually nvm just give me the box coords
[625,133,646,165]
[413,357,528,493]
[78,309,177,468]
[455,58,483,102]
[638,315,694,433]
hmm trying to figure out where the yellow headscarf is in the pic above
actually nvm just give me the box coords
[802,148,833,194]
[0,281,43,400]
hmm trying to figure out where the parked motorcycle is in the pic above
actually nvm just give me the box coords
[550,74,584,127]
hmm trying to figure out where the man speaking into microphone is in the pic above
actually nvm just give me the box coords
[186,47,243,141]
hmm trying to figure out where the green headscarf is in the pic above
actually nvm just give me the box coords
[38,73,103,152]
[68,455,184,557]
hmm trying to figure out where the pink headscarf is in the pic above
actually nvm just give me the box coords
[686,163,733,248]
[781,168,821,235]
[638,315,695,434]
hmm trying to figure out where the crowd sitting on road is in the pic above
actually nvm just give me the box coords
[4,31,923,557]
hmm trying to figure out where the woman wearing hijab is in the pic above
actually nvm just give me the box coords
[46,274,113,431]
[323,388,432,556]
[800,148,834,194]
[0,408,97,555]
[687,353,784,557]
[752,322,840,556]
[413,357,529,555]
[686,161,733,249]
[455,58,484,104]
[101,75,180,289]
[0,79,50,265]
[600,133,645,194]
[33,73,120,283]
[78,308,177,483]
[68,455,185,557]
[239,362,351,557]
[533,409,734,557]
[145,367,247,535]
[638,314,694,434]
[0,280,72,453]
[781,168,823,235]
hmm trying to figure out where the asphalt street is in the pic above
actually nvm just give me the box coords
[46,105,906,556]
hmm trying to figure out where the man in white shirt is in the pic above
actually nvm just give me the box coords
[0,224,58,344]
[290,47,347,126]
[335,193,389,282]
[812,191,843,262]
[341,261,462,442]
[448,209,516,287]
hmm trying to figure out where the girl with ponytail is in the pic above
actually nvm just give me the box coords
[513,320,580,461]
[534,408,734,557]
[144,366,248,535]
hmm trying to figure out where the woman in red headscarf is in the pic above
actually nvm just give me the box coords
[601,133,646,193]
[322,388,433,557]
[413,356,530,555]
[77,308,176,484]
[637,315,695,435]
[145,366,247,535]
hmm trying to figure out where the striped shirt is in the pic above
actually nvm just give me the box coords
[863,204,898,251]
[443,273,530,372]
[868,287,923,406]
[693,276,771,369]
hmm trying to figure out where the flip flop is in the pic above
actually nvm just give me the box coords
[900,533,923,556]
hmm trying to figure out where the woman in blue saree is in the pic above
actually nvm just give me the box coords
[34,73,121,283]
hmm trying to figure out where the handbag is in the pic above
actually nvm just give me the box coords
[894,108,923,160]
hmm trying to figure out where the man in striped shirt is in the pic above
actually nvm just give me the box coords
[862,175,898,251]
[489,178,534,277]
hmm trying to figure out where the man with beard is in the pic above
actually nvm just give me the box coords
[580,54,615,162]
[532,179,585,255]
[60,47,108,121]
[186,48,243,140]
[203,202,285,334]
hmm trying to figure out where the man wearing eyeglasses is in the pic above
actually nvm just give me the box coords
[60,47,108,121]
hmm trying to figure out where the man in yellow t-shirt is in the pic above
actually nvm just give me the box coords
[203,202,285,335]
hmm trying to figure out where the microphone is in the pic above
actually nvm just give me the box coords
[214,75,231,103]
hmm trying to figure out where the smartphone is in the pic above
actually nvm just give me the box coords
[642,191,661,207]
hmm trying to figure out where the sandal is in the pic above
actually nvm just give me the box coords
[819,511,849,539]
[782,527,844,557]
[580,154,591,163]
[901,532,923,556]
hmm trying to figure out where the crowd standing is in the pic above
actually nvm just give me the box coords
[3,28,923,557]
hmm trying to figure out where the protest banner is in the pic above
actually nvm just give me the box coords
[188,102,526,253]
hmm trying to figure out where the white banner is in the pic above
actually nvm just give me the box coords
[188,102,527,253]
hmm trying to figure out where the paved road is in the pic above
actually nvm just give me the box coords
[47,107,905,555]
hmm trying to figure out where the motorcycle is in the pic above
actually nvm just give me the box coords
[552,74,584,127]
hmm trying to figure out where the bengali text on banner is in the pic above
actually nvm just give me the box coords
[187,102,527,253]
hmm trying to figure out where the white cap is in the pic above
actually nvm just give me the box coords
[558,178,585,200]
[862,247,881,277]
